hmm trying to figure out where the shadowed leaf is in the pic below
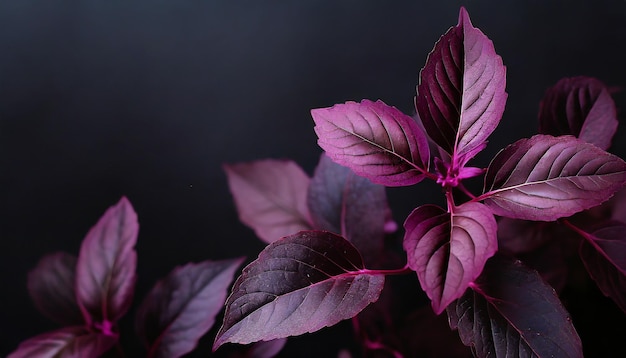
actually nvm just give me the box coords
[8,326,117,358]
[224,160,313,243]
[447,255,582,358]
[75,197,138,325]
[27,252,83,326]
[483,134,626,221]
[136,258,245,358]
[539,76,617,150]
[312,99,430,187]
[213,231,385,349]
[403,202,497,314]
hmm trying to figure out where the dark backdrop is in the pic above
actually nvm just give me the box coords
[2,1,626,357]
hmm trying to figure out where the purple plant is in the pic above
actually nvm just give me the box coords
[10,6,626,358]
[216,7,626,358]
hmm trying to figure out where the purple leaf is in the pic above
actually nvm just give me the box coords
[307,154,390,265]
[213,231,385,349]
[483,134,626,221]
[7,326,117,358]
[75,196,138,326]
[229,339,288,358]
[577,223,626,313]
[416,7,506,165]
[539,76,618,150]
[447,255,582,358]
[136,258,245,358]
[311,99,430,187]
[27,252,84,326]
[403,202,497,314]
[497,218,560,254]
[224,160,313,243]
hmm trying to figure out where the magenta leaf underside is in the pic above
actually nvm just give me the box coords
[416,7,506,165]
[447,255,583,358]
[213,231,385,349]
[483,134,626,221]
[577,223,626,313]
[403,202,497,314]
[311,99,430,187]
[307,154,389,266]
[539,76,618,150]
[136,258,245,358]
[7,326,117,358]
[224,159,313,244]
[75,196,138,325]
[27,252,84,326]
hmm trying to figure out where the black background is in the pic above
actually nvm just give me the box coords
[2,1,626,357]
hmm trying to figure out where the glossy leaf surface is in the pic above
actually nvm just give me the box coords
[27,252,83,326]
[416,7,506,164]
[447,255,582,358]
[312,99,430,187]
[539,76,617,150]
[403,202,497,314]
[483,134,626,221]
[578,223,626,313]
[8,326,117,358]
[214,231,385,349]
[75,197,138,324]
[136,258,244,358]
[307,154,389,265]
[224,160,313,243]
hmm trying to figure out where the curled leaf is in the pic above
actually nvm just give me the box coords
[213,231,385,349]
[27,252,83,326]
[403,202,497,314]
[416,7,506,165]
[75,197,138,325]
[8,326,117,358]
[312,99,430,187]
[539,76,618,150]
[483,134,626,221]
[136,258,245,358]
[224,160,313,243]
[447,255,582,358]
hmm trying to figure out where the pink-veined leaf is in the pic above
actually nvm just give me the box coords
[135,258,244,358]
[7,326,117,358]
[575,223,626,313]
[213,231,385,349]
[224,160,313,244]
[403,202,497,314]
[75,196,138,325]
[27,252,84,326]
[447,255,583,358]
[482,134,626,221]
[415,7,506,165]
[539,76,618,150]
[311,99,430,187]
[307,154,391,265]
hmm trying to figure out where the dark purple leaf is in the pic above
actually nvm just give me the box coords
[416,7,506,165]
[27,252,84,326]
[75,197,138,325]
[213,231,385,349]
[307,154,390,265]
[447,255,582,358]
[403,202,497,314]
[497,218,559,254]
[8,326,117,358]
[224,160,313,243]
[539,76,618,150]
[311,99,430,187]
[136,258,245,358]
[229,339,288,358]
[483,134,626,221]
[577,223,626,313]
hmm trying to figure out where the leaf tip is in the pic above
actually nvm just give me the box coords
[458,6,472,27]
